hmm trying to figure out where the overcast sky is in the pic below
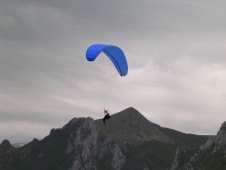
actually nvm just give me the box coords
[1,0,226,143]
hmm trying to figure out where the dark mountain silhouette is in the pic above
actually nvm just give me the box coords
[0,107,212,170]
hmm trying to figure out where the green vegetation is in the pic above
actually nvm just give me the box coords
[95,107,173,146]
[95,107,209,169]
[161,127,210,149]
[123,141,177,169]
[193,149,226,170]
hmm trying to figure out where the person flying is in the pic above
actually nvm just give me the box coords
[103,109,111,125]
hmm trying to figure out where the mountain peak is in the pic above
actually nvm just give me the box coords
[122,107,141,114]
[1,139,11,147]
[0,139,14,159]
[0,140,13,151]
[116,107,148,122]
[124,107,139,112]
[219,121,226,131]
[95,107,173,146]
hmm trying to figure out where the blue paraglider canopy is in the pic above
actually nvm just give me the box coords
[86,44,128,76]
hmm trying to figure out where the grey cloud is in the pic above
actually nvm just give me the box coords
[1,0,226,142]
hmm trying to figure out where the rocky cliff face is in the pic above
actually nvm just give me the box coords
[64,118,126,170]
[172,121,226,170]
[0,117,126,170]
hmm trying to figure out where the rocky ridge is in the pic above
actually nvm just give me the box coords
[0,108,214,170]
[0,117,126,170]
[172,121,226,170]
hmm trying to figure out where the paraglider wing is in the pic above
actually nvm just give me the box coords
[86,44,128,76]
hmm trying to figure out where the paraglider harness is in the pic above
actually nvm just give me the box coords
[103,109,111,125]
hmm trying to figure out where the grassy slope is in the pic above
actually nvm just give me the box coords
[123,141,177,170]
[95,107,210,169]
[160,127,210,149]
[193,148,226,170]
[95,107,173,146]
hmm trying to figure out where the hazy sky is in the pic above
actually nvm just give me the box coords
[1,0,226,143]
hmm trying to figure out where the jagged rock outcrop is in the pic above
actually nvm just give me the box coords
[0,117,126,170]
[64,118,126,170]
[172,121,226,170]
[171,146,195,170]
[172,147,188,170]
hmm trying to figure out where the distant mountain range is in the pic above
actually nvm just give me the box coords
[0,107,225,170]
